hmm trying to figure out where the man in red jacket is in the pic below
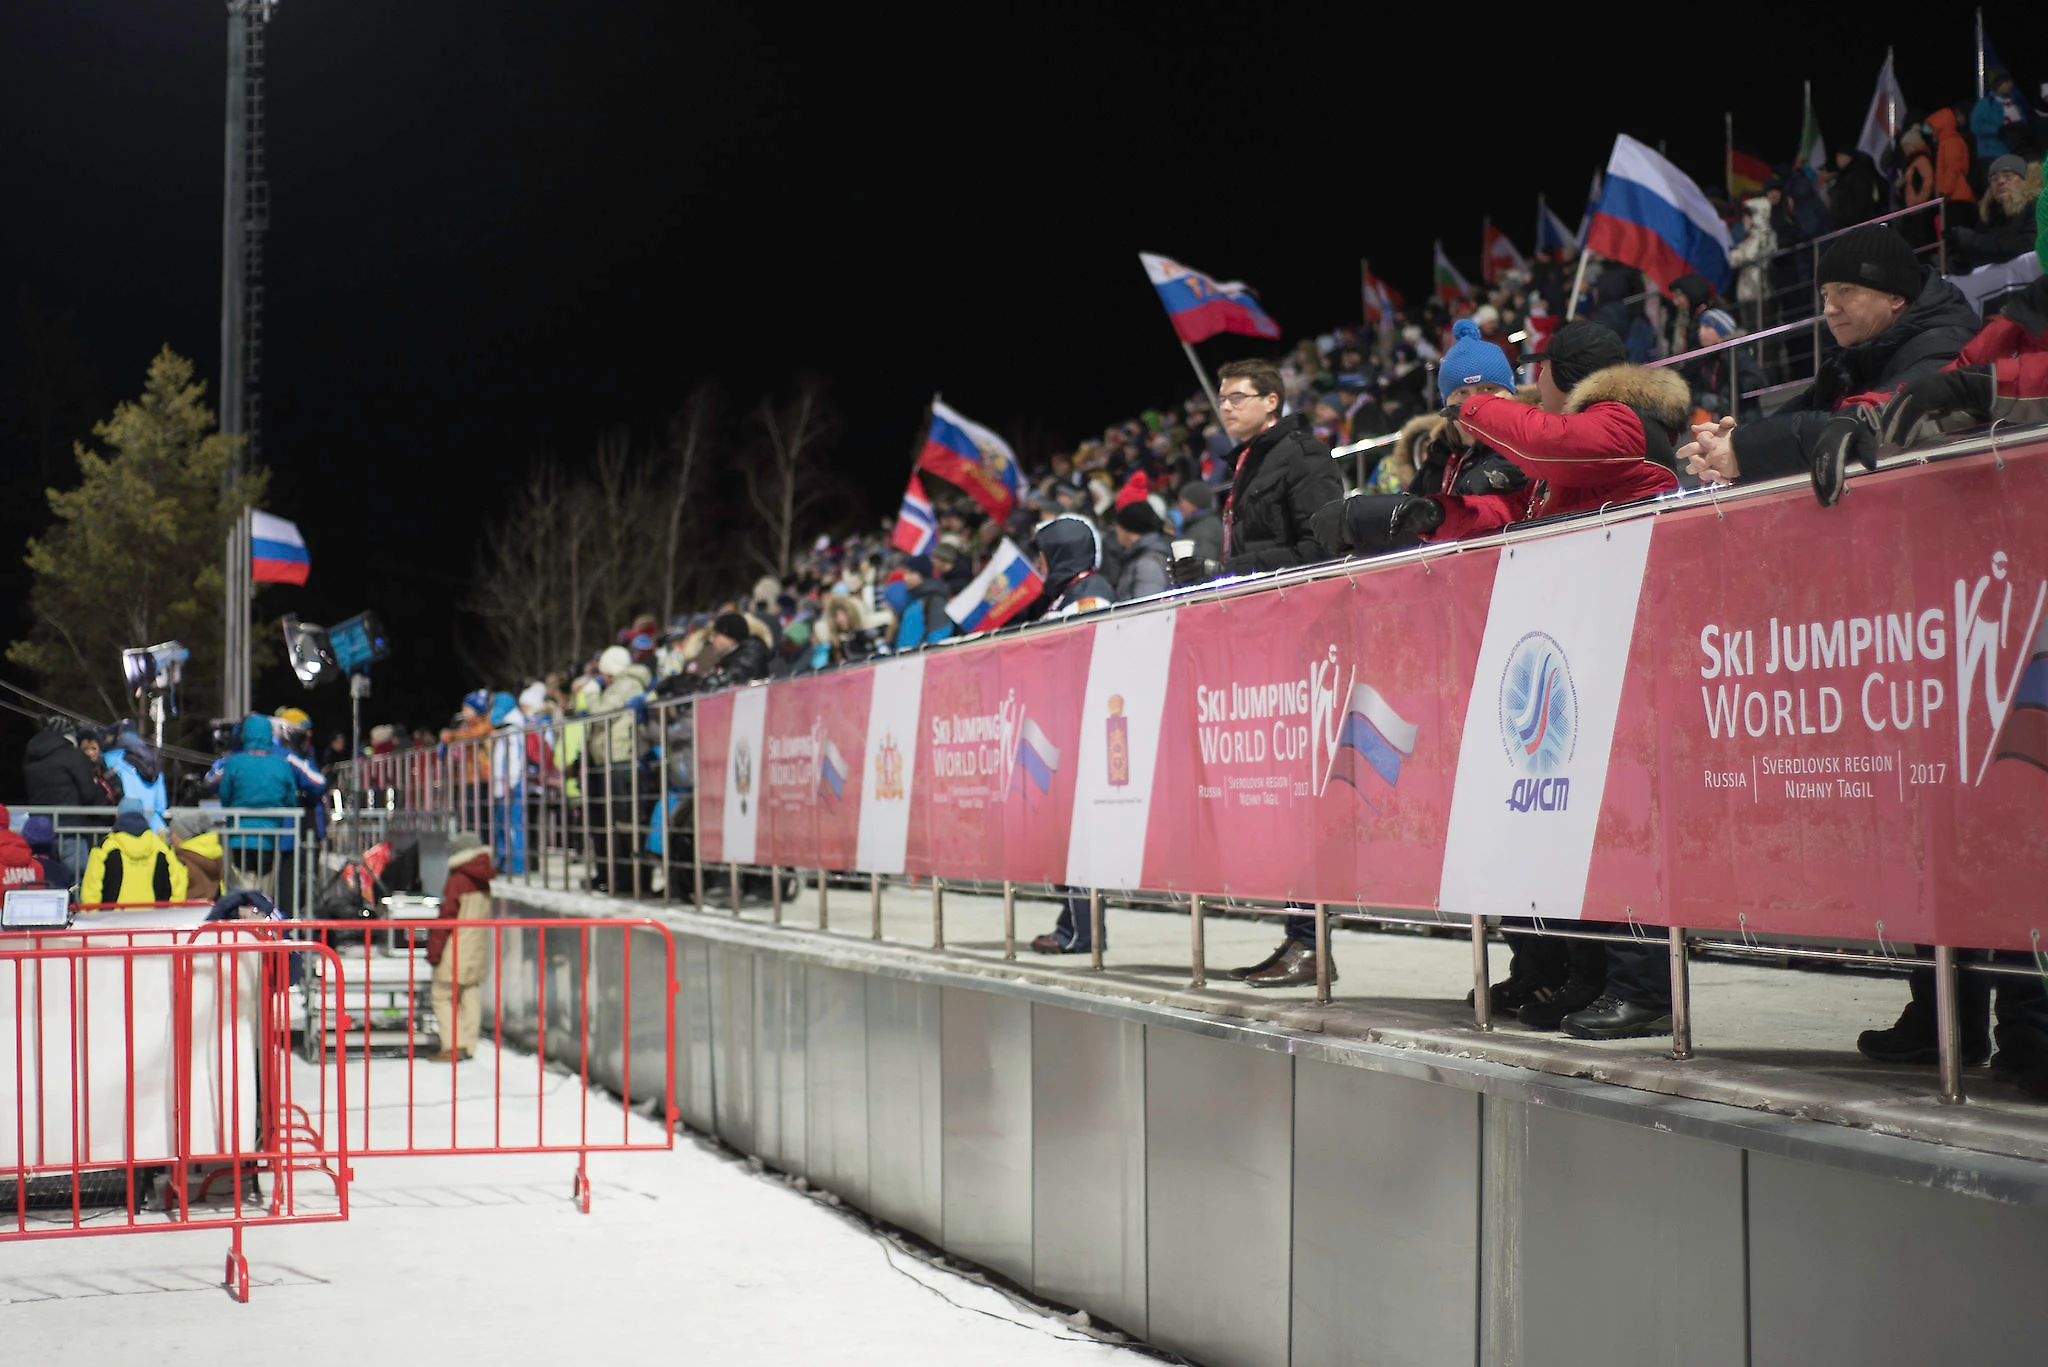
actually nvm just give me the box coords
[428,832,495,1063]
[0,805,46,895]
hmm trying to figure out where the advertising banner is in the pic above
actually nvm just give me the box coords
[682,441,2048,950]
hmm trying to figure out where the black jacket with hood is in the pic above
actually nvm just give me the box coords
[1731,272,1981,478]
[24,729,103,806]
[1221,413,1343,574]
[1033,515,1115,616]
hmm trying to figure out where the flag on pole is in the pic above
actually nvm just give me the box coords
[1139,253,1281,343]
[1534,196,1577,255]
[1857,49,1908,167]
[917,400,1025,521]
[1432,241,1471,302]
[250,510,310,585]
[1481,220,1528,283]
[1582,134,1733,294]
[945,538,1044,635]
[1798,80,1827,174]
[1575,170,1602,247]
[1728,148,1773,197]
[892,472,937,555]
[1360,261,1403,326]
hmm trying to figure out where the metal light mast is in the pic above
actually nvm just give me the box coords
[221,0,275,721]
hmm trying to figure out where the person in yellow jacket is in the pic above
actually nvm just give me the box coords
[169,810,225,901]
[82,798,189,906]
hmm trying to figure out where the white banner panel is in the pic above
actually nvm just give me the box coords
[721,685,768,866]
[1438,521,1653,917]
[1066,609,1178,888]
[856,655,926,873]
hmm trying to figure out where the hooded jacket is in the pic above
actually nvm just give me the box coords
[1940,273,2048,418]
[1730,273,1981,479]
[219,715,305,846]
[590,659,652,764]
[893,578,957,650]
[1034,515,1114,615]
[82,819,188,905]
[23,729,104,806]
[1177,506,1224,564]
[174,829,226,901]
[1407,389,1537,542]
[427,849,495,970]
[1446,364,1686,537]
[1924,110,1975,208]
[1220,414,1344,574]
[701,634,774,689]
[0,809,42,893]
[1113,530,1174,602]
[103,745,168,834]
[1729,198,1777,305]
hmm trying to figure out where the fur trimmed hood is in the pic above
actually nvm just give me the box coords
[1564,364,1692,435]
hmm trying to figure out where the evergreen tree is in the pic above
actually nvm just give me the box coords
[7,347,263,729]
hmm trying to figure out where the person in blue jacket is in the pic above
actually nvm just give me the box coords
[101,724,170,834]
[892,554,956,650]
[218,714,305,915]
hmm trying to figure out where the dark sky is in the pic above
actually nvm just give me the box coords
[0,0,2039,742]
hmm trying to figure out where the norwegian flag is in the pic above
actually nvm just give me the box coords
[891,472,937,555]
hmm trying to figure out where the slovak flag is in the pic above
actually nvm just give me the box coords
[1014,716,1060,805]
[250,510,310,585]
[945,538,1043,635]
[892,472,937,555]
[819,737,850,805]
[1584,134,1733,294]
[1481,221,1528,283]
[1140,253,1281,344]
[918,399,1026,521]
[1329,683,1418,808]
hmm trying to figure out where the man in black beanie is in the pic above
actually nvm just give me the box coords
[1681,224,1978,504]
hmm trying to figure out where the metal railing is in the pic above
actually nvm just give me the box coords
[329,420,2048,1109]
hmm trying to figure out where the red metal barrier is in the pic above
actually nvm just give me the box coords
[0,932,351,1302]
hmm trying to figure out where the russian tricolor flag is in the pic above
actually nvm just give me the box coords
[1583,135,1732,295]
[250,510,310,586]
[1015,716,1059,803]
[1329,683,1417,806]
[893,473,937,555]
[819,737,849,805]
[918,400,1025,521]
[945,538,1043,635]
[1140,253,1281,345]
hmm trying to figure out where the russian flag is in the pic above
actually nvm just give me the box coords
[819,737,849,805]
[918,399,1025,521]
[1584,135,1732,295]
[892,472,937,555]
[945,537,1043,635]
[1534,198,1576,255]
[1329,683,1417,805]
[1140,253,1281,345]
[1994,613,2048,774]
[250,510,310,586]
[1016,716,1060,796]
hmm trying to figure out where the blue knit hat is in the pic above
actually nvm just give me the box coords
[462,689,490,717]
[488,691,518,725]
[1437,318,1518,402]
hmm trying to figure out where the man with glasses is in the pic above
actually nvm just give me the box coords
[1210,359,1343,578]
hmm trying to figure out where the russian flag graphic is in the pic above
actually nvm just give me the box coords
[1016,717,1060,797]
[1330,683,1418,805]
[819,737,849,805]
[250,510,310,586]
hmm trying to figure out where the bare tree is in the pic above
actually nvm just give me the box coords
[661,387,713,624]
[744,377,834,580]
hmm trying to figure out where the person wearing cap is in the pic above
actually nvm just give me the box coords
[81,798,187,906]
[426,831,495,1063]
[1174,481,1224,567]
[1946,154,2040,273]
[1309,317,1534,557]
[1681,224,1980,505]
[1212,358,1344,578]
[169,810,225,902]
[698,612,773,690]
[892,554,958,651]
[1681,308,1768,424]
[20,815,75,899]
[1882,193,2048,455]
[1110,500,1173,602]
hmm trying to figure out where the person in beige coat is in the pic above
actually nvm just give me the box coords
[427,832,494,1062]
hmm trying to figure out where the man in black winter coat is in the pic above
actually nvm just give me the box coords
[699,613,772,690]
[1213,359,1343,576]
[1682,225,1980,504]
[23,719,105,806]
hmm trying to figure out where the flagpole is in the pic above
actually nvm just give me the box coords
[1565,249,1591,321]
[1975,8,1985,99]
[1724,111,1734,202]
[1178,339,1222,417]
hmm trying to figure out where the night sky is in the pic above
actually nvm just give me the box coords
[0,0,2038,748]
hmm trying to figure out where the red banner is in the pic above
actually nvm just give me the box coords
[692,438,2048,951]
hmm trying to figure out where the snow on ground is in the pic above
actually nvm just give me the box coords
[0,1047,1137,1366]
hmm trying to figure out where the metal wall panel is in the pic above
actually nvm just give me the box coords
[865,975,943,1243]
[1748,1151,2048,1365]
[751,953,807,1174]
[803,964,869,1207]
[1479,1094,1525,1367]
[708,944,755,1152]
[677,938,715,1133]
[1292,1058,1479,1367]
[1519,1106,1745,1367]
[587,924,627,1097]
[1144,1025,1293,1367]
[940,987,1032,1285]
[622,926,673,1123]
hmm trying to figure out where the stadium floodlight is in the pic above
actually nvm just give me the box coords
[328,612,391,674]
[283,615,337,687]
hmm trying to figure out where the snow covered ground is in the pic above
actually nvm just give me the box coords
[0,1048,1139,1366]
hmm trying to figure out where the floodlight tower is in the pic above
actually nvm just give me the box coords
[220,0,277,721]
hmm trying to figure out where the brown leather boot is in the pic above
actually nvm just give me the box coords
[1242,942,1332,989]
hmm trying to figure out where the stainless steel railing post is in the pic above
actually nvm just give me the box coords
[1935,945,1965,1104]
[1668,928,1693,1061]
[1089,890,1104,972]
[931,876,943,949]
[1471,912,1492,1031]
[1001,880,1014,960]
[1314,902,1331,1004]
[1189,893,1206,989]
[818,869,829,930]
[870,872,882,940]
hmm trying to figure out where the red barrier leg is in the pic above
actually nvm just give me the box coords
[224,1223,250,1303]
[573,1150,591,1214]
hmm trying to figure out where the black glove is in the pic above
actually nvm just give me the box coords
[1168,554,1218,587]
[1439,399,1466,427]
[1335,493,1442,553]
[1879,365,1997,450]
[1390,495,1444,541]
[1809,413,1877,508]
[1309,499,1346,555]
